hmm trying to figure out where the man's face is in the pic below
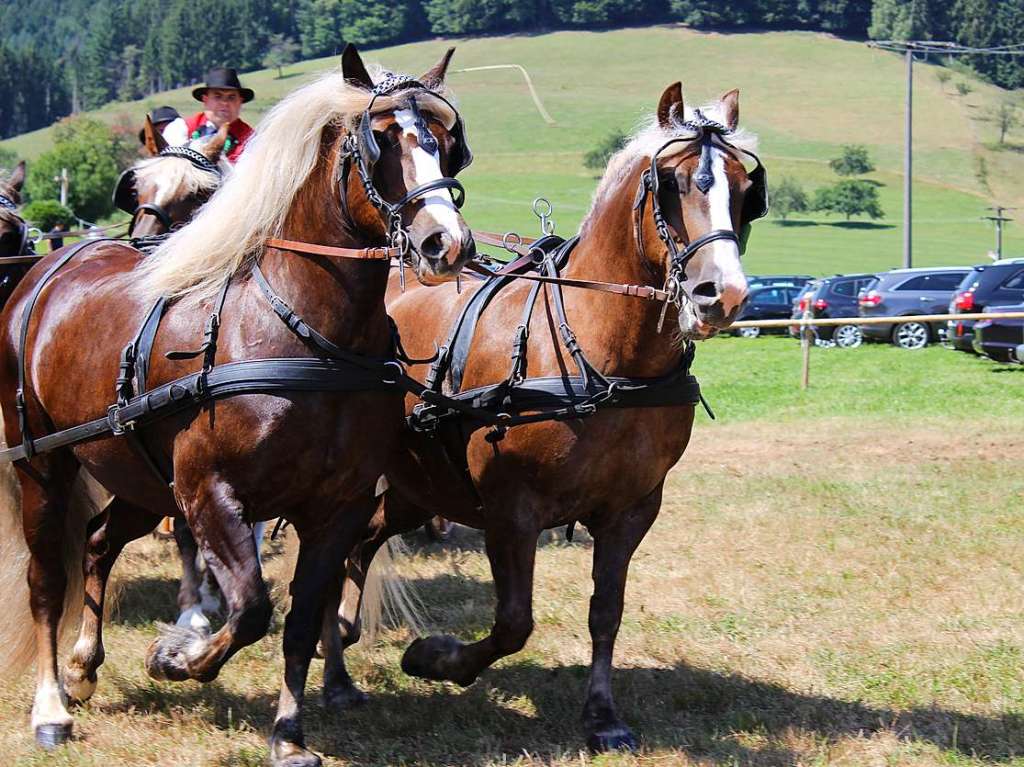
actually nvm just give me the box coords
[202,88,243,127]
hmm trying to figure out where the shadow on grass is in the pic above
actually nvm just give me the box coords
[773,219,817,227]
[402,522,593,557]
[106,659,1024,765]
[825,221,895,230]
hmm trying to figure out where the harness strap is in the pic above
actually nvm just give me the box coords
[131,203,174,235]
[266,237,398,261]
[466,261,675,302]
[16,239,115,459]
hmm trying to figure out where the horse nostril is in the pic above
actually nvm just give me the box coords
[419,229,452,260]
[693,281,718,298]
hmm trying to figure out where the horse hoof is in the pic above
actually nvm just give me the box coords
[35,723,73,749]
[323,683,369,710]
[270,739,322,767]
[400,635,475,685]
[62,670,97,704]
[587,727,638,753]
[145,623,207,682]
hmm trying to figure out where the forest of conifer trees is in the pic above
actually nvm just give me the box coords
[0,0,1022,140]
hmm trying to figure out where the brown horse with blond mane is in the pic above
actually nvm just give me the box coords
[324,82,764,752]
[0,45,473,767]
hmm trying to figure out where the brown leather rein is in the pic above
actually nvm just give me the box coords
[469,230,677,303]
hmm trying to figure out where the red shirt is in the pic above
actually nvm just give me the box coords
[184,112,253,163]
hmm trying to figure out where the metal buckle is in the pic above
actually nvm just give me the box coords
[107,404,132,435]
[381,360,403,386]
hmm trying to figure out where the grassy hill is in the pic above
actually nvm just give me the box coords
[5,25,1024,275]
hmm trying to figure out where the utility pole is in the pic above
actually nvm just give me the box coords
[982,206,1015,260]
[867,40,1024,269]
[904,48,912,269]
[53,168,68,207]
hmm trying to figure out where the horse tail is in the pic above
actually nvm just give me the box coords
[359,536,428,643]
[0,406,99,679]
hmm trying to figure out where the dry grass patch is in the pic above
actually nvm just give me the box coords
[2,415,1024,765]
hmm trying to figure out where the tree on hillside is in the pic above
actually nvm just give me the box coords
[0,147,17,177]
[770,176,809,221]
[263,34,300,79]
[584,129,628,171]
[26,116,131,221]
[990,101,1019,144]
[829,145,875,176]
[813,179,883,221]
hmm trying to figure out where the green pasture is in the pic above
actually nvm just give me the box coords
[5,26,1024,274]
[3,337,1023,766]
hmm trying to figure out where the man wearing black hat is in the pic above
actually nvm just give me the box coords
[181,67,255,163]
[138,106,182,145]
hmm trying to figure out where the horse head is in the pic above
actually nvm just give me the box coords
[339,45,475,285]
[0,161,28,258]
[114,119,228,238]
[636,83,767,339]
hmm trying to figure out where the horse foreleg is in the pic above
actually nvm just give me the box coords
[63,498,160,703]
[402,507,540,686]
[145,479,271,684]
[172,518,215,632]
[270,498,376,767]
[18,457,82,748]
[582,482,663,753]
[321,491,429,709]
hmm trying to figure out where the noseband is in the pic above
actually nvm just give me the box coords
[339,75,471,276]
[632,111,768,308]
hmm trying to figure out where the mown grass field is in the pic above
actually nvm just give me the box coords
[6,26,1024,275]
[1,337,1022,766]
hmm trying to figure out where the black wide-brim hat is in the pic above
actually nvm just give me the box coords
[137,105,181,143]
[192,67,255,103]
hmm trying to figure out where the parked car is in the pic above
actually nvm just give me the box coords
[734,285,806,338]
[971,302,1024,363]
[947,258,1024,352]
[788,281,821,337]
[746,274,814,291]
[857,266,971,349]
[790,274,876,347]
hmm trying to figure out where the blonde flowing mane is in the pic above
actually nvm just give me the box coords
[130,149,227,208]
[582,100,758,234]
[136,68,456,304]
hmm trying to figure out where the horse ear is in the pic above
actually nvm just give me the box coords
[143,116,168,156]
[200,122,230,162]
[657,82,683,128]
[720,89,739,131]
[420,47,456,90]
[341,43,374,90]
[9,161,25,193]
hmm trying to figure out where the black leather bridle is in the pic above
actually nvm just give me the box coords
[633,112,769,310]
[339,74,472,281]
[0,193,34,259]
[113,146,224,236]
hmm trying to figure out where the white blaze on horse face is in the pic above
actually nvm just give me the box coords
[393,109,463,241]
[698,147,747,317]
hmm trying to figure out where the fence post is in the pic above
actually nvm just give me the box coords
[800,309,812,389]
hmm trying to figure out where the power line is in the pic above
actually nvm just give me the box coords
[866,40,1024,268]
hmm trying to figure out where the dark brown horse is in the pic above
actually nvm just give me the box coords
[0,46,473,767]
[0,161,35,306]
[324,83,761,751]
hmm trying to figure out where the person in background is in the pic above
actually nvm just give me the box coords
[137,106,182,146]
[164,67,255,163]
[47,221,65,252]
